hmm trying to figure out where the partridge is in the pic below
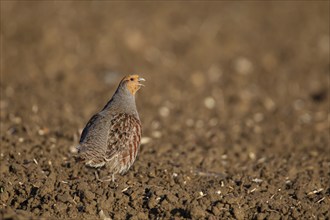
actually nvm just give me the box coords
[77,75,145,181]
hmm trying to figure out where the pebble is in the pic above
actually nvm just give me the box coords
[191,72,205,87]
[38,128,49,136]
[253,113,264,122]
[235,57,253,75]
[147,195,158,208]
[190,206,206,218]
[166,193,178,203]
[141,137,151,145]
[159,106,170,117]
[245,119,254,127]
[252,178,263,183]
[84,191,95,200]
[233,207,245,220]
[99,210,112,220]
[204,97,215,109]
[249,152,256,160]
[212,206,220,216]
[195,120,204,128]
[70,146,78,153]
[152,131,162,138]
[208,65,222,81]
[257,213,268,220]
[209,118,218,126]
[56,193,71,203]
[299,113,312,124]
[315,111,326,121]
[151,120,160,129]
[185,119,194,127]
[263,98,276,111]
[137,212,148,219]
[253,125,262,134]
[32,105,39,113]
[293,99,305,110]
[9,115,21,124]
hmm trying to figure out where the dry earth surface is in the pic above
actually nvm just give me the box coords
[1,2,329,220]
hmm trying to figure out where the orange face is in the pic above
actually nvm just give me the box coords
[121,75,145,95]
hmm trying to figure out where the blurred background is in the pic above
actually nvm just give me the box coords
[1,1,329,219]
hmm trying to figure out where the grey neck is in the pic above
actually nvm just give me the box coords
[102,86,139,118]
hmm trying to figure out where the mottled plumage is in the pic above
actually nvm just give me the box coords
[77,75,144,181]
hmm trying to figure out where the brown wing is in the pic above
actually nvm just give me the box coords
[105,113,141,174]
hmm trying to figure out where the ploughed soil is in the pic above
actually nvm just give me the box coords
[1,2,329,219]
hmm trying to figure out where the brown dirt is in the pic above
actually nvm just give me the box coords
[1,2,329,220]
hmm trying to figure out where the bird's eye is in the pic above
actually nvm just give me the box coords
[130,78,134,81]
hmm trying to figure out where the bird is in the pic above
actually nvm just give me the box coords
[76,75,145,181]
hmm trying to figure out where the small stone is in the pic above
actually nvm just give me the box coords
[233,207,245,220]
[235,57,253,75]
[152,131,162,138]
[253,125,262,134]
[253,113,264,122]
[257,213,267,220]
[195,120,204,128]
[208,65,222,81]
[249,152,256,160]
[264,98,276,111]
[141,137,152,145]
[204,97,215,109]
[212,206,220,215]
[137,212,148,219]
[191,72,205,87]
[190,206,205,218]
[38,128,49,136]
[209,118,218,126]
[84,191,95,201]
[70,145,78,153]
[99,210,112,220]
[252,178,263,183]
[166,193,178,203]
[293,99,304,110]
[159,106,170,117]
[56,193,71,203]
[299,113,312,124]
[186,119,194,127]
[268,212,281,220]
[32,105,39,113]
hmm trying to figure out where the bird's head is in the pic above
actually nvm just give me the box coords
[120,75,145,95]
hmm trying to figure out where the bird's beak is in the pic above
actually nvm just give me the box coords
[138,77,146,87]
